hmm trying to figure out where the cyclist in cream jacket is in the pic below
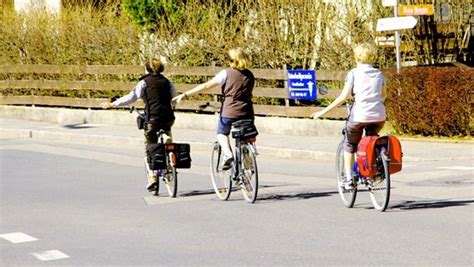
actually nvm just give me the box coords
[173,48,255,170]
[312,43,386,189]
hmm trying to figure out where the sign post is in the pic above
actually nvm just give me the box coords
[378,0,418,73]
[394,0,401,73]
[286,70,317,101]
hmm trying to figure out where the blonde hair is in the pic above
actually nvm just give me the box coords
[353,43,377,64]
[228,48,251,70]
[147,58,165,73]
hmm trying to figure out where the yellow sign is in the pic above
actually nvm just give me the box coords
[399,4,434,16]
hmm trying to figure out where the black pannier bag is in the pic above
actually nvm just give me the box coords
[136,114,146,130]
[146,143,167,170]
[231,120,258,139]
[146,143,192,170]
[172,143,192,169]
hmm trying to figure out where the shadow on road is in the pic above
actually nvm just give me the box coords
[258,190,338,202]
[180,189,216,197]
[63,123,97,129]
[179,184,290,198]
[392,199,474,210]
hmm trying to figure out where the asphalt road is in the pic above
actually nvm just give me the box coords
[1,139,473,266]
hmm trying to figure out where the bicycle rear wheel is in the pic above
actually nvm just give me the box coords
[240,143,258,203]
[369,149,390,211]
[163,164,177,198]
[336,141,357,208]
[210,142,232,200]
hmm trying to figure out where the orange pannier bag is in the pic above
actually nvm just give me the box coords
[386,135,402,174]
[357,136,379,177]
[357,135,403,177]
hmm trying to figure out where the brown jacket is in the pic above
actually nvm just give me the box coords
[221,68,255,119]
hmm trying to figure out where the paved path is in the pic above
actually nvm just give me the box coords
[2,118,473,163]
[0,138,473,266]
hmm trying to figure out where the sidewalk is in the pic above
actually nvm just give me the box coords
[1,118,472,162]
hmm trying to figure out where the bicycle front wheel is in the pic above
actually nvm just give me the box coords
[163,164,177,198]
[336,141,357,208]
[369,149,390,212]
[240,143,258,203]
[210,142,232,200]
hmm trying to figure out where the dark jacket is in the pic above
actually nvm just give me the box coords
[142,73,175,123]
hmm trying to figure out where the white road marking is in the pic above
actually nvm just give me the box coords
[32,250,70,261]
[0,232,38,243]
[438,166,474,171]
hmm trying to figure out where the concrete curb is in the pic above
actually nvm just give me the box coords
[0,127,336,160]
[4,128,442,162]
[3,106,469,162]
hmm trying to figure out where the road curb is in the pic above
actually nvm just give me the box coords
[0,128,32,139]
[3,127,439,162]
[0,128,338,160]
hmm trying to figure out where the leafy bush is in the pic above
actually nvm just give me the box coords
[0,4,140,65]
[122,0,183,32]
[385,66,473,136]
[0,1,394,69]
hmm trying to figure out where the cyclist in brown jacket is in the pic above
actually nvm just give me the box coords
[173,48,255,169]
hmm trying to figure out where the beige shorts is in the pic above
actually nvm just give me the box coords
[343,120,385,153]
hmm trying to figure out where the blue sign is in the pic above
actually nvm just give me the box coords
[287,70,317,100]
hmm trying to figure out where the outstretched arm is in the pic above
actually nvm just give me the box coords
[311,83,352,119]
[173,79,221,103]
[101,80,143,109]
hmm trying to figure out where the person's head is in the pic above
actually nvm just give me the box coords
[353,42,377,64]
[145,58,165,74]
[228,48,251,70]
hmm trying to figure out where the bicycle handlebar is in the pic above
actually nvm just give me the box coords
[197,102,220,113]
[129,106,143,116]
[198,102,211,110]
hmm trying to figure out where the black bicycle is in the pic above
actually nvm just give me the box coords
[147,129,178,197]
[194,100,259,204]
[131,106,178,197]
[210,119,259,203]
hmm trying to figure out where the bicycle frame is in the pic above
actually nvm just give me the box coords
[231,138,241,180]
[210,127,258,203]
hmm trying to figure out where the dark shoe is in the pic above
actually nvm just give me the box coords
[222,154,234,170]
[146,181,157,192]
[233,177,242,186]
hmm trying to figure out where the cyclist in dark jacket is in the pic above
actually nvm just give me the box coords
[101,58,177,191]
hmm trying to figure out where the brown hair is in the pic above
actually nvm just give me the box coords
[147,58,165,73]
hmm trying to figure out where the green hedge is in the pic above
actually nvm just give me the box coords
[0,1,393,70]
[385,66,473,136]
